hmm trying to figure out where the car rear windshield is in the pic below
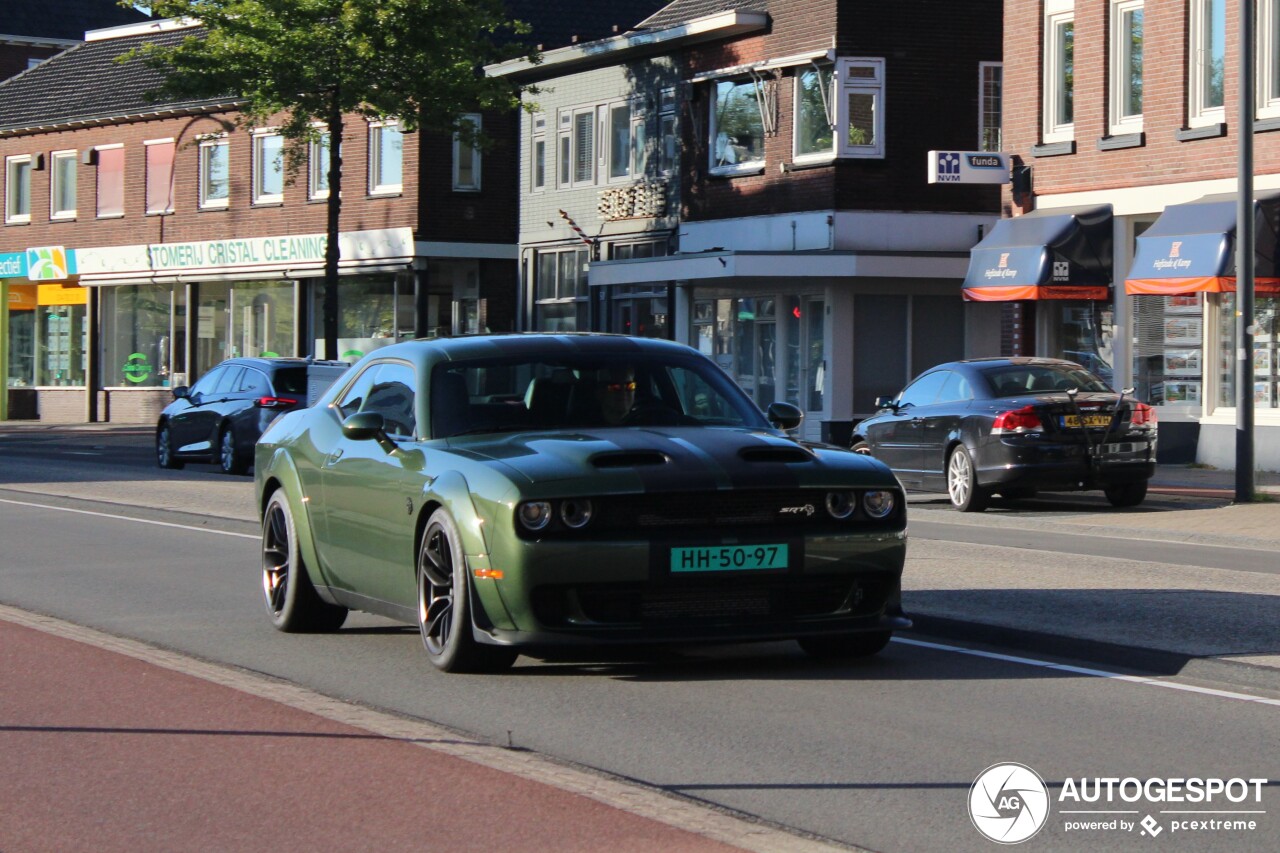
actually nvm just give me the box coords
[270,367,308,395]
[981,365,1111,397]
[430,351,770,438]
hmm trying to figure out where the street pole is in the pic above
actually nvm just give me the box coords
[1237,0,1256,502]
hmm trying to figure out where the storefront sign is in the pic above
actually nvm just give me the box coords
[0,253,25,278]
[928,150,1010,184]
[0,248,79,281]
[122,353,153,384]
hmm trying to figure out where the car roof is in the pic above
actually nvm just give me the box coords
[927,357,1086,372]
[364,333,696,363]
[219,357,347,371]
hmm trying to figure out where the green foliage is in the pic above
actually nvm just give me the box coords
[121,0,539,141]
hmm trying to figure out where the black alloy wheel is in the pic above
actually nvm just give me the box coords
[220,426,249,475]
[156,423,184,470]
[417,508,517,673]
[261,491,347,632]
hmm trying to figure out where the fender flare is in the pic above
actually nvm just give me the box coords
[257,448,331,594]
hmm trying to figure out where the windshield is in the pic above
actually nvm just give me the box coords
[981,364,1113,398]
[430,351,769,438]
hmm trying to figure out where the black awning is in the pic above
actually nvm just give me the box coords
[1125,190,1280,295]
[963,205,1113,301]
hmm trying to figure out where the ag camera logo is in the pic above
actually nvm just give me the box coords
[969,762,1051,844]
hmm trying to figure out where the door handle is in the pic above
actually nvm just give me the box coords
[910,417,924,425]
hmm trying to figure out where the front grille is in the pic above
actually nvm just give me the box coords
[596,490,885,530]
[531,577,885,628]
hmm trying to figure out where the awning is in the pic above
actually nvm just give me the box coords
[1124,190,1280,295]
[962,204,1113,301]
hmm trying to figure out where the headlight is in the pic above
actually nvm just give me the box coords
[862,490,896,519]
[560,498,593,529]
[517,501,552,531]
[825,491,857,519]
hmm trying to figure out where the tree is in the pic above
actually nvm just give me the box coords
[125,0,538,359]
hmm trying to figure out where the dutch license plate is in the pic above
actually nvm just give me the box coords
[1061,413,1112,428]
[671,544,789,573]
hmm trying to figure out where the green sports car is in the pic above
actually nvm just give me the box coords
[255,334,910,672]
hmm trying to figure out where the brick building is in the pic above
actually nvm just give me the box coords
[989,0,1280,469]
[493,0,1005,441]
[1,0,148,81]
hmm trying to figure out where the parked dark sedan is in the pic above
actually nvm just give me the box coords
[851,358,1157,511]
[156,357,348,474]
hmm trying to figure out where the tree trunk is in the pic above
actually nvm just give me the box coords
[323,89,343,360]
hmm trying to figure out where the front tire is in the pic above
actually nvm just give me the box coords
[1105,481,1148,507]
[947,445,989,512]
[799,631,892,660]
[261,491,347,632]
[219,426,249,475]
[156,423,184,470]
[417,509,517,673]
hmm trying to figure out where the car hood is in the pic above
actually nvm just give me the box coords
[444,426,896,494]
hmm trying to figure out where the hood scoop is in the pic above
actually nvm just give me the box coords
[590,450,670,468]
[738,446,813,464]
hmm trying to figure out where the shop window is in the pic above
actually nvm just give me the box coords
[980,62,1003,151]
[453,114,481,191]
[5,154,32,223]
[1189,0,1226,127]
[711,78,766,174]
[101,283,181,387]
[1216,293,1279,411]
[96,145,124,218]
[253,131,284,204]
[369,120,403,194]
[38,303,87,386]
[795,64,835,160]
[199,136,230,208]
[533,247,588,331]
[311,274,414,360]
[145,139,175,215]
[50,150,77,220]
[309,127,330,200]
[1109,0,1144,135]
[1133,294,1203,408]
[1043,0,1075,143]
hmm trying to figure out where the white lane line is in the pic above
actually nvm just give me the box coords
[0,604,850,853]
[0,496,258,539]
[894,637,1280,708]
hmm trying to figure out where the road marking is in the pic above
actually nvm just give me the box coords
[0,603,851,853]
[0,497,258,539]
[894,637,1280,708]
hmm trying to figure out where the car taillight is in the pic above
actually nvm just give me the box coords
[991,405,1043,435]
[256,396,299,409]
[1130,402,1157,427]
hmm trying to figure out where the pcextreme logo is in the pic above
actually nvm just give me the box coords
[969,762,1051,844]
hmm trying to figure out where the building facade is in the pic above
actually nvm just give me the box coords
[989,0,1280,469]
[494,0,1006,442]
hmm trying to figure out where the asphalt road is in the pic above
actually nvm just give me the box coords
[1,429,1277,851]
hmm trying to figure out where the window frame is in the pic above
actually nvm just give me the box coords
[531,113,547,192]
[836,57,886,158]
[1109,0,1145,135]
[144,138,175,216]
[368,119,404,195]
[979,61,1003,151]
[95,144,124,219]
[709,77,767,176]
[252,130,285,205]
[658,88,678,176]
[50,149,77,220]
[1188,0,1226,128]
[607,100,633,182]
[5,154,32,224]
[794,62,836,163]
[570,108,596,186]
[452,113,482,192]
[1259,0,1280,118]
[1043,0,1076,144]
[198,134,230,209]
[308,125,330,201]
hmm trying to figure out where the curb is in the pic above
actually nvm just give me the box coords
[906,614,1280,695]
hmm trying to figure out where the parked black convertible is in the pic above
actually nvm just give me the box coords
[851,358,1157,511]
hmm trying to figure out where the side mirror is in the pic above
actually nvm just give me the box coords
[766,401,804,431]
[171,386,190,400]
[342,411,388,442]
[874,395,897,411]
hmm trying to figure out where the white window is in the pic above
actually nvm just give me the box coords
[252,131,284,204]
[144,138,175,215]
[711,78,766,174]
[50,150,77,219]
[369,120,403,194]
[557,110,572,187]
[631,98,650,177]
[795,64,835,160]
[453,114,481,191]
[95,144,124,218]
[608,102,632,180]
[1189,0,1226,127]
[1043,0,1075,143]
[572,109,595,185]
[1260,0,1280,118]
[979,62,1003,151]
[531,114,547,192]
[199,136,229,208]
[836,58,885,158]
[309,127,330,200]
[5,155,32,223]
[1109,1,1144,135]
[658,88,678,175]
